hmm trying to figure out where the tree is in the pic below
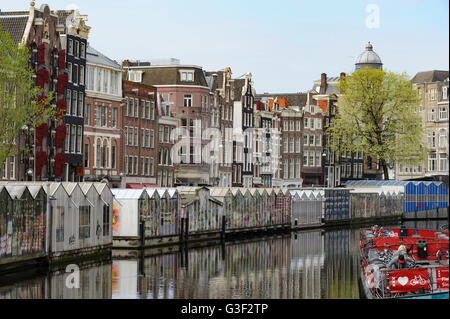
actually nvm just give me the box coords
[327,67,426,180]
[0,25,55,171]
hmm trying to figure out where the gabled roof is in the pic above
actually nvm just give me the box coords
[128,66,208,87]
[412,70,449,84]
[111,188,146,199]
[0,14,29,44]
[256,93,307,107]
[5,185,27,199]
[87,45,122,70]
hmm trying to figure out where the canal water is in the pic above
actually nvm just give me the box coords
[0,220,446,299]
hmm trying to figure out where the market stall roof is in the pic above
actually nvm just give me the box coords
[111,188,146,199]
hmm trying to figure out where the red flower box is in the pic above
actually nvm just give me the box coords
[55,125,66,148]
[56,99,67,120]
[37,44,45,65]
[54,153,66,177]
[58,50,66,69]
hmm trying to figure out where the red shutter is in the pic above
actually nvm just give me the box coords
[57,73,68,95]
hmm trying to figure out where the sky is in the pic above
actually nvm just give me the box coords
[1,0,448,93]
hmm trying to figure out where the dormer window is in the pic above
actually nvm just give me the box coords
[180,70,194,82]
[128,70,142,83]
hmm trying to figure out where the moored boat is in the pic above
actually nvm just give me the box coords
[359,225,449,299]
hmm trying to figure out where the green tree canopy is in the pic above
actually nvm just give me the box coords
[0,25,55,168]
[327,67,426,180]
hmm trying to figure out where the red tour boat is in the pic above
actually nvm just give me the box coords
[359,225,449,299]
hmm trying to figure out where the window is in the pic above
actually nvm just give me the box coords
[9,156,14,180]
[73,40,79,58]
[103,205,110,237]
[78,92,83,117]
[102,144,107,168]
[289,137,294,153]
[290,121,294,131]
[164,127,169,143]
[358,163,363,178]
[102,69,108,93]
[439,129,447,147]
[134,127,138,146]
[289,158,294,179]
[184,94,192,107]
[295,137,300,153]
[181,71,194,82]
[150,158,154,176]
[145,157,149,175]
[134,156,138,175]
[303,151,308,166]
[79,206,90,239]
[77,126,82,154]
[283,159,288,179]
[111,145,116,169]
[55,207,64,242]
[112,108,117,127]
[304,118,308,128]
[315,151,321,167]
[439,153,448,171]
[84,143,89,168]
[310,118,314,129]
[70,90,77,115]
[439,107,448,120]
[443,86,448,100]
[309,152,314,167]
[102,106,107,127]
[128,156,133,174]
[295,158,300,179]
[296,121,300,131]
[283,137,288,153]
[68,39,73,55]
[309,135,314,146]
[85,104,90,125]
[65,125,70,152]
[316,134,321,146]
[430,88,436,100]
[141,157,145,175]
[135,99,139,118]
[150,129,154,148]
[429,109,436,121]
[110,71,117,95]
[429,153,437,171]
[66,89,72,114]
[72,63,78,84]
[80,42,86,59]
[145,101,150,119]
[316,118,322,129]
[95,67,101,91]
[303,134,308,146]
[79,65,85,86]
[87,65,94,90]
[71,124,76,152]
[95,106,101,126]
[96,144,101,167]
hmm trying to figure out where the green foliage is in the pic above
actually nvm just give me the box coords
[327,67,426,178]
[0,25,55,166]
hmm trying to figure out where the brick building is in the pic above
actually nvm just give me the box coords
[122,61,212,186]
[55,9,90,182]
[120,80,159,187]
[0,3,66,182]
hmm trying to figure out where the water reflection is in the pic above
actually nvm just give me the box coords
[111,229,362,299]
[1,220,446,299]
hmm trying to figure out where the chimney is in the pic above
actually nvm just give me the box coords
[339,72,346,94]
[122,59,130,67]
[320,73,327,94]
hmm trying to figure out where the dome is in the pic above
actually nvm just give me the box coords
[355,42,383,71]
